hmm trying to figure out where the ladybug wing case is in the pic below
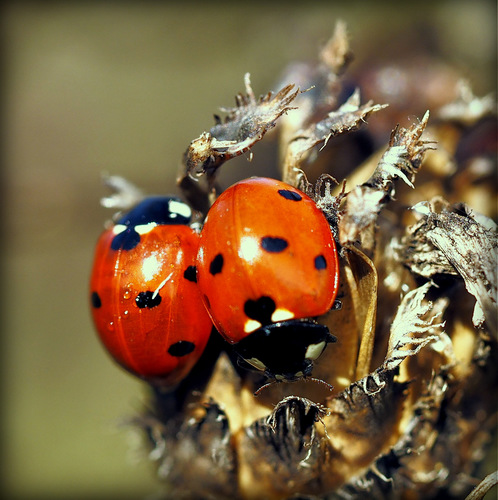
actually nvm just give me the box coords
[90,200,213,387]
[197,177,339,344]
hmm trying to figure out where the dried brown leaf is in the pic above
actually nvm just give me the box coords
[237,397,330,499]
[384,282,442,372]
[342,245,378,380]
[282,90,387,185]
[437,80,496,126]
[465,471,498,500]
[329,373,449,499]
[398,200,498,335]
[319,19,353,76]
[323,368,409,485]
[276,20,354,149]
[182,73,300,180]
[367,110,432,190]
[137,401,237,500]
[314,258,361,392]
[339,111,432,250]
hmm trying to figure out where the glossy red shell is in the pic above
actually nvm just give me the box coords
[196,177,339,344]
[90,224,212,386]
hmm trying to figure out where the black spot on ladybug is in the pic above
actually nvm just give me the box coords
[91,291,102,308]
[261,237,288,253]
[168,340,196,357]
[244,296,276,325]
[135,291,162,308]
[278,189,302,201]
[314,255,327,270]
[183,265,197,282]
[209,253,224,275]
[111,228,141,251]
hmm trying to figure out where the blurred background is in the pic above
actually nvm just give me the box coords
[2,2,495,499]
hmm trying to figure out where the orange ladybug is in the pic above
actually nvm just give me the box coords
[196,177,339,382]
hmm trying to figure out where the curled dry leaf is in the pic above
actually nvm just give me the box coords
[282,89,388,186]
[339,111,433,252]
[343,245,378,380]
[384,282,442,372]
[397,199,498,335]
[182,73,300,180]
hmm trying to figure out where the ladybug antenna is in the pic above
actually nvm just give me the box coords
[253,377,334,397]
[306,376,334,392]
[253,379,279,397]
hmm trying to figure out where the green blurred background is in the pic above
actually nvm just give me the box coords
[2,2,495,499]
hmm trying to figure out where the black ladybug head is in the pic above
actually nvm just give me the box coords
[234,319,336,382]
[111,196,192,251]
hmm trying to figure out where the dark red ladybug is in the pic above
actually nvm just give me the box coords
[90,196,213,387]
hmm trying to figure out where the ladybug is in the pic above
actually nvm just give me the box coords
[89,196,213,387]
[196,177,339,382]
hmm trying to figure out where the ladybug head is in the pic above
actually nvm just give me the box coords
[111,196,193,251]
[234,320,337,382]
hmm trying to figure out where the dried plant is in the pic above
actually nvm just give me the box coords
[94,21,497,500]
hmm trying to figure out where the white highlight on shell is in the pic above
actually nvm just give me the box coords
[135,222,158,235]
[238,236,260,263]
[244,319,262,333]
[141,255,160,281]
[305,341,327,360]
[271,308,294,322]
[112,224,127,235]
[197,246,204,262]
[168,199,192,219]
